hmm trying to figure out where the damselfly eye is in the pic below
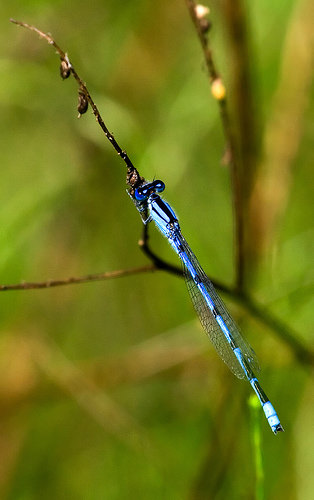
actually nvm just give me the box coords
[134,186,149,201]
[153,180,165,193]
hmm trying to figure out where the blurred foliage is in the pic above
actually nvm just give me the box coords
[0,0,313,499]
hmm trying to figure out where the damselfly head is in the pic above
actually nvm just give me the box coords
[134,180,165,201]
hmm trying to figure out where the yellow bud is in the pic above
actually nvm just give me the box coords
[211,78,226,100]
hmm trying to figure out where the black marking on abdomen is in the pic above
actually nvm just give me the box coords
[251,378,268,404]
[194,274,202,285]
[212,306,219,318]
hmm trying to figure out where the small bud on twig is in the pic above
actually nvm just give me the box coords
[195,5,211,34]
[77,89,88,117]
[211,78,226,100]
[60,57,71,79]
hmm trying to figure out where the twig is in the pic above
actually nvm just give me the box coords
[185,1,245,291]
[10,18,144,194]
[139,225,183,278]
[0,265,156,291]
[2,259,311,367]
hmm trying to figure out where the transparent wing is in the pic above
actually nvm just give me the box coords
[177,235,260,379]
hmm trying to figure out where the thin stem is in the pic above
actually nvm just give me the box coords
[139,224,183,278]
[0,261,311,367]
[0,265,156,291]
[184,1,245,291]
[10,18,144,193]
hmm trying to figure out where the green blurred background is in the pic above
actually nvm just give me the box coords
[0,0,313,499]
